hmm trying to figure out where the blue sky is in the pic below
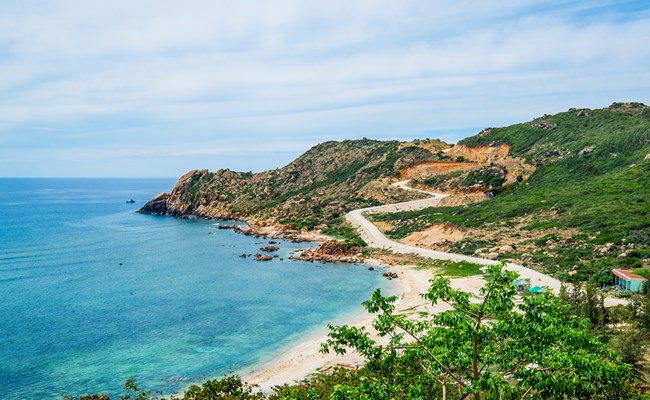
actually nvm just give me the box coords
[1,0,649,177]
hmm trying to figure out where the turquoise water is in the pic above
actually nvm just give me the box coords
[0,179,392,399]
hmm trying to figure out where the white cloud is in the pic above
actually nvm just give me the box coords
[0,0,648,176]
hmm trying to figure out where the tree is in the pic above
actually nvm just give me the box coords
[559,281,609,333]
[181,375,263,400]
[608,326,648,382]
[323,262,636,399]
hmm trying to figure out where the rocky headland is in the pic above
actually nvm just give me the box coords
[140,103,649,279]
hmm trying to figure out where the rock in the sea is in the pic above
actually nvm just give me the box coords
[255,254,273,261]
[382,271,398,279]
[260,245,280,252]
[138,192,170,215]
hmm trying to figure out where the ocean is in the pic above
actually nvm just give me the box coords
[0,178,393,399]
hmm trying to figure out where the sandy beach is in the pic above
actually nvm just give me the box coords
[242,261,486,393]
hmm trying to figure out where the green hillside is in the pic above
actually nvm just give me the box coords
[370,103,650,282]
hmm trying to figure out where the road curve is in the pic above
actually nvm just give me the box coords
[346,180,563,293]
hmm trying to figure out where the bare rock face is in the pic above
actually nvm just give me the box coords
[292,240,364,264]
[536,120,557,130]
[477,127,494,137]
[139,192,170,215]
[578,146,595,157]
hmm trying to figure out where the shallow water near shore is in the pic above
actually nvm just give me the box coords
[0,178,393,399]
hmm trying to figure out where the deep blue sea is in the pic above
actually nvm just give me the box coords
[0,179,392,399]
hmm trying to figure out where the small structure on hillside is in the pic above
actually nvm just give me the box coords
[612,269,647,293]
[529,286,547,295]
[513,278,531,292]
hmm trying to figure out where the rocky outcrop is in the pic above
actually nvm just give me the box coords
[138,139,442,225]
[260,245,279,252]
[382,271,399,280]
[139,192,171,215]
[291,240,364,264]
[536,120,557,130]
[578,145,595,157]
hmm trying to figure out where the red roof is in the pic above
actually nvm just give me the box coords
[612,269,647,281]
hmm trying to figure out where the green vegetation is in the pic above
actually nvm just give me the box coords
[414,259,484,277]
[460,167,505,195]
[560,282,650,382]
[370,104,650,280]
[416,170,465,187]
[448,238,497,256]
[323,264,638,399]
[321,222,367,247]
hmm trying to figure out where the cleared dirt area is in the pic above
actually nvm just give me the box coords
[402,223,465,246]
[373,221,394,232]
[400,161,474,180]
[446,143,511,163]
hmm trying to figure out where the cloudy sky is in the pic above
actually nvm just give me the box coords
[1,0,649,177]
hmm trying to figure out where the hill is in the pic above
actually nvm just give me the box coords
[141,102,649,282]
[139,138,451,237]
[369,102,650,282]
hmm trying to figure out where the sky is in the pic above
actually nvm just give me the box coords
[0,0,649,178]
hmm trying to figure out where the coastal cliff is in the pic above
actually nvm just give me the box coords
[139,136,530,231]
[139,139,452,229]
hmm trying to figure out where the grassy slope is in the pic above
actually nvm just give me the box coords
[370,104,650,281]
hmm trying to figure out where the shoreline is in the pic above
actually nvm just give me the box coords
[240,258,405,392]
[240,259,486,393]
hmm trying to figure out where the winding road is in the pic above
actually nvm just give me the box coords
[346,180,564,293]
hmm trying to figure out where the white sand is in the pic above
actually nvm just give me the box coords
[242,263,485,393]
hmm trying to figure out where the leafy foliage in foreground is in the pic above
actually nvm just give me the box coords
[323,263,636,399]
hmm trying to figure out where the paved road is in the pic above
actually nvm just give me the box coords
[346,180,564,292]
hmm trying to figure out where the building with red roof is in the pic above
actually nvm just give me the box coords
[612,269,647,292]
